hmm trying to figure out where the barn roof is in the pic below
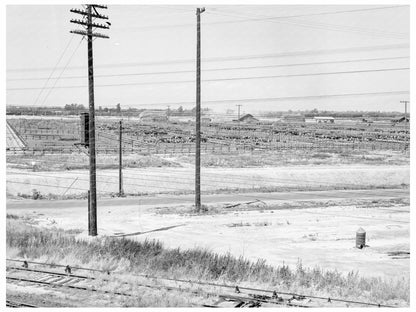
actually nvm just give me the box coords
[239,114,258,121]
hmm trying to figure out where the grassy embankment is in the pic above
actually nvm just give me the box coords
[6,153,181,171]
[6,216,409,307]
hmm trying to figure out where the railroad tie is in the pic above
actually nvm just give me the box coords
[43,276,66,284]
[37,274,57,282]
[55,277,78,286]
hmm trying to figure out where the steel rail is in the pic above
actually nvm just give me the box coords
[6,299,38,308]
[6,259,394,307]
[217,294,311,308]
[6,276,134,298]
[6,265,305,308]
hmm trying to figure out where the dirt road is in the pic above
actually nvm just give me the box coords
[6,188,409,210]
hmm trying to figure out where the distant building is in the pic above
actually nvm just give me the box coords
[314,116,335,123]
[138,110,168,122]
[236,114,259,123]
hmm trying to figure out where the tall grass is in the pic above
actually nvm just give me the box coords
[6,153,181,171]
[176,149,409,167]
[6,220,409,306]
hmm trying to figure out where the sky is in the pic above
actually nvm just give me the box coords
[6,4,410,114]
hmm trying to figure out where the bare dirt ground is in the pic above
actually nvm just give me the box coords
[7,195,409,279]
[6,164,410,198]
[6,147,410,306]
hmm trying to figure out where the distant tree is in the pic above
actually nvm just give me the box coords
[64,103,85,111]
[116,103,121,113]
[177,106,184,113]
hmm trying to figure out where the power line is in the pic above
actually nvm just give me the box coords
[6,43,409,73]
[5,91,410,109]
[7,56,410,82]
[32,34,76,106]
[7,153,408,194]
[114,5,407,38]
[7,169,408,202]
[6,151,409,192]
[6,176,408,210]
[206,5,408,23]
[206,7,408,40]
[39,38,84,106]
[6,67,409,91]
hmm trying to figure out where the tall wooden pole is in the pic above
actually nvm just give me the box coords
[87,5,97,236]
[400,100,410,150]
[70,4,109,236]
[119,120,124,196]
[195,8,205,212]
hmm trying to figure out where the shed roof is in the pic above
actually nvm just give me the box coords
[314,116,335,120]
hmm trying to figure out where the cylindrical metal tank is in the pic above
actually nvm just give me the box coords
[356,227,366,249]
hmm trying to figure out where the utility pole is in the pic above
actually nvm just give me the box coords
[70,5,110,236]
[119,120,124,197]
[195,7,205,212]
[400,100,409,120]
[236,104,242,140]
[236,104,242,121]
[400,100,410,150]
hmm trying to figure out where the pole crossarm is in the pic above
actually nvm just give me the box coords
[70,19,110,29]
[91,4,108,9]
[70,30,109,39]
[70,8,108,19]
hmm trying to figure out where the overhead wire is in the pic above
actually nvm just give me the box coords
[206,7,407,40]
[127,5,406,38]
[32,34,76,106]
[6,67,410,91]
[38,37,84,106]
[6,176,408,216]
[6,43,409,73]
[8,91,407,107]
[6,171,408,206]
[6,58,410,82]
[6,162,408,201]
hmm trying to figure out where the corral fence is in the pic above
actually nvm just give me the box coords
[6,118,410,155]
[6,139,408,156]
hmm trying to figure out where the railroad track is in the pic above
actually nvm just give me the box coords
[6,300,37,308]
[6,259,396,308]
[6,265,301,308]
